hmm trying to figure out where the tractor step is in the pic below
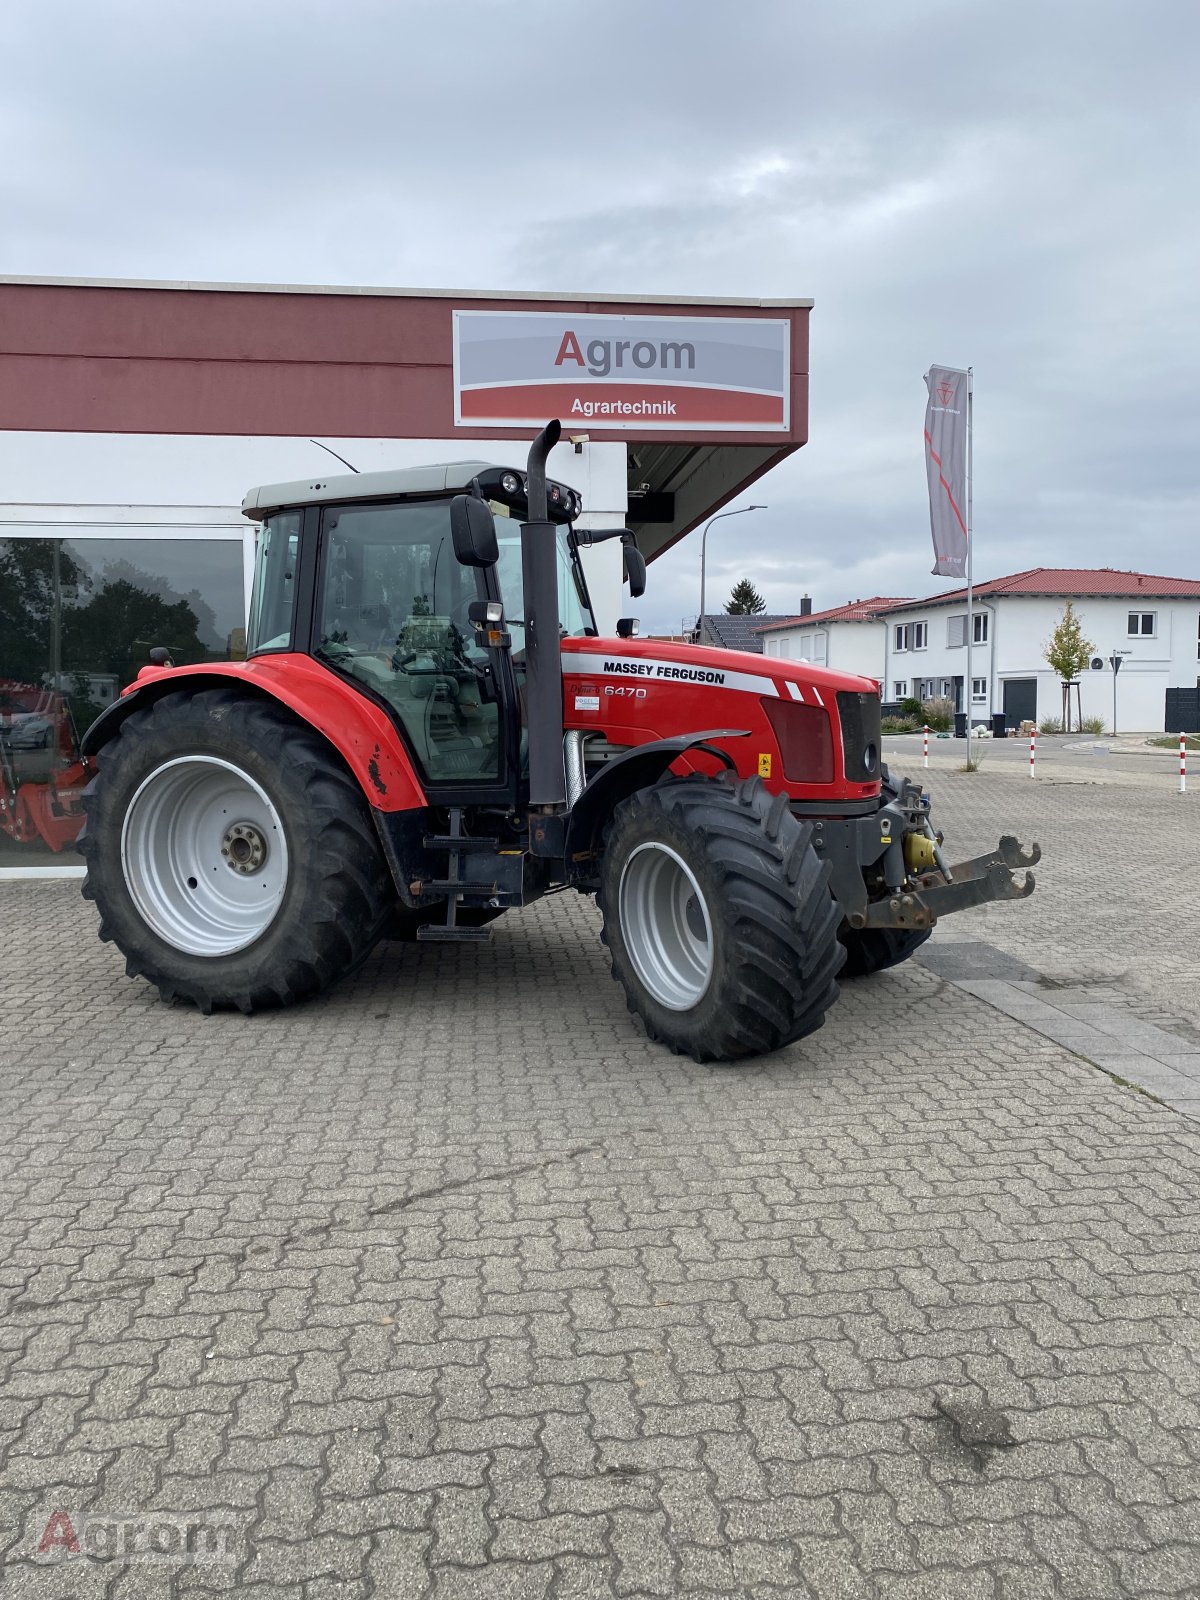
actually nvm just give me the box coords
[422,834,500,853]
[416,923,493,943]
[416,879,508,899]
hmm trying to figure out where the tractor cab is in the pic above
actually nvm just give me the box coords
[242,457,598,804]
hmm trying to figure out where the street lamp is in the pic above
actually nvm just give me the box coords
[698,505,767,639]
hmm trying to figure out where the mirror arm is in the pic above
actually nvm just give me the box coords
[573,527,635,548]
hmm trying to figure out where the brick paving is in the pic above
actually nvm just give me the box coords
[1,756,1199,1598]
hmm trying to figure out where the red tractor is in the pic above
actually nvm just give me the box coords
[79,422,1037,1061]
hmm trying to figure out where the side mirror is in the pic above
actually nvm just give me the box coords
[622,542,647,599]
[450,495,499,568]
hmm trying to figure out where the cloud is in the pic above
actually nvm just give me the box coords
[1,0,1196,639]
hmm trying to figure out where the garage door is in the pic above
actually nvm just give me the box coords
[1002,678,1038,728]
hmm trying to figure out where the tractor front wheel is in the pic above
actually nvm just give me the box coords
[598,773,844,1062]
[80,689,393,1012]
[837,925,931,978]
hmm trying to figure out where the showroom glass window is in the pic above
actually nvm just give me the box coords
[0,533,248,870]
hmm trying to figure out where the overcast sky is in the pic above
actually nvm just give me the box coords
[2,0,1197,633]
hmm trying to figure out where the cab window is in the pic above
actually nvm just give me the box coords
[315,501,501,784]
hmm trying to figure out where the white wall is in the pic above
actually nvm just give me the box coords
[552,439,627,637]
[763,619,885,682]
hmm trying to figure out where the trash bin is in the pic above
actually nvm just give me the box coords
[991,711,1008,740]
[954,712,968,739]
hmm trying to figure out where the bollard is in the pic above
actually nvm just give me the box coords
[923,725,929,768]
[1182,733,1188,795]
[1030,729,1036,779]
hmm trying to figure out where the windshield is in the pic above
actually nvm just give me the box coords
[492,524,596,649]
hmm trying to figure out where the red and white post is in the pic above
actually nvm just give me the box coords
[1181,733,1188,794]
[1029,729,1036,779]
[923,725,929,768]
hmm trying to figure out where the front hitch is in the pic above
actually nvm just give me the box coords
[853,836,1040,931]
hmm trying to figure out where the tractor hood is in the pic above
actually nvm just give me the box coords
[560,636,879,703]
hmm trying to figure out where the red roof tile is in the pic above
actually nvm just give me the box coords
[882,568,1200,612]
[755,596,911,631]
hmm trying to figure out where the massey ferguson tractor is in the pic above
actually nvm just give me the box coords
[79,421,1038,1061]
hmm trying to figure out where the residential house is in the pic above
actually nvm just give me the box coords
[878,569,1200,731]
[694,613,796,653]
[754,597,912,681]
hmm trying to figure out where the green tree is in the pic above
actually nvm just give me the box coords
[63,578,208,683]
[0,539,89,687]
[725,579,767,616]
[1044,601,1095,732]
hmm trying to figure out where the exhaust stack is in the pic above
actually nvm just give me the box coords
[521,420,566,807]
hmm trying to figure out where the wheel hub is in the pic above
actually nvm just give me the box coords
[120,755,289,956]
[618,841,715,1012]
[221,821,268,875]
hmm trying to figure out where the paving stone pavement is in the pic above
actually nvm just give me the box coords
[2,759,1200,1598]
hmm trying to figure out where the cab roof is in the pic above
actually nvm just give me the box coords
[241,460,500,521]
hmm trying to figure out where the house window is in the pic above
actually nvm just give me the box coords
[894,624,909,652]
[1128,611,1156,637]
[912,621,928,650]
[893,681,908,699]
[972,677,987,702]
[940,679,952,697]
[948,613,987,645]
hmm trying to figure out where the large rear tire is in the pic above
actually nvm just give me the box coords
[598,773,844,1062]
[80,689,393,1013]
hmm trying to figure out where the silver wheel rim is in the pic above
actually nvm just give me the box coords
[618,841,714,1011]
[121,756,289,956]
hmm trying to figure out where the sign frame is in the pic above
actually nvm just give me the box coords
[452,308,791,434]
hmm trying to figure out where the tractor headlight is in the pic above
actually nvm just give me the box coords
[500,472,521,496]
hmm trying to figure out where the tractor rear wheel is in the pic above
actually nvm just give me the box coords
[80,689,392,1012]
[598,773,844,1062]
[838,925,931,978]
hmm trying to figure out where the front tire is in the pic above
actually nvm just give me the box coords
[80,689,393,1012]
[598,774,844,1062]
[838,925,931,978]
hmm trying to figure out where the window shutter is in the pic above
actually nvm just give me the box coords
[948,614,967,647]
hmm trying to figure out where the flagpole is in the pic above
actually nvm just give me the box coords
[965,367,974,741]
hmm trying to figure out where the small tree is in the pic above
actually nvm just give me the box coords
[725,579,766,616]
[1043,601,1095,732]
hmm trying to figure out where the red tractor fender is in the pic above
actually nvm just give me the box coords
[80,655,427,813]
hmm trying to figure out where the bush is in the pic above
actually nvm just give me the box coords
[900,697,923,720]
[1038,716,1064,735]
[921,696,954,732]
[1079,715,1107,734]
[881,716,919,734]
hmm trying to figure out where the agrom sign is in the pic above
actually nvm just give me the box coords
[453,310,790,432]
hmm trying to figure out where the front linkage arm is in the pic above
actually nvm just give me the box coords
[857,836,1039,931]
[812,774,1039,934]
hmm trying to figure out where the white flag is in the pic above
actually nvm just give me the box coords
[924,366,969,578]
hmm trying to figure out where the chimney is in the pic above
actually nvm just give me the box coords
[800,594,812,616]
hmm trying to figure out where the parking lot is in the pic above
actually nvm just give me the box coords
[2,741,1199,1599]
